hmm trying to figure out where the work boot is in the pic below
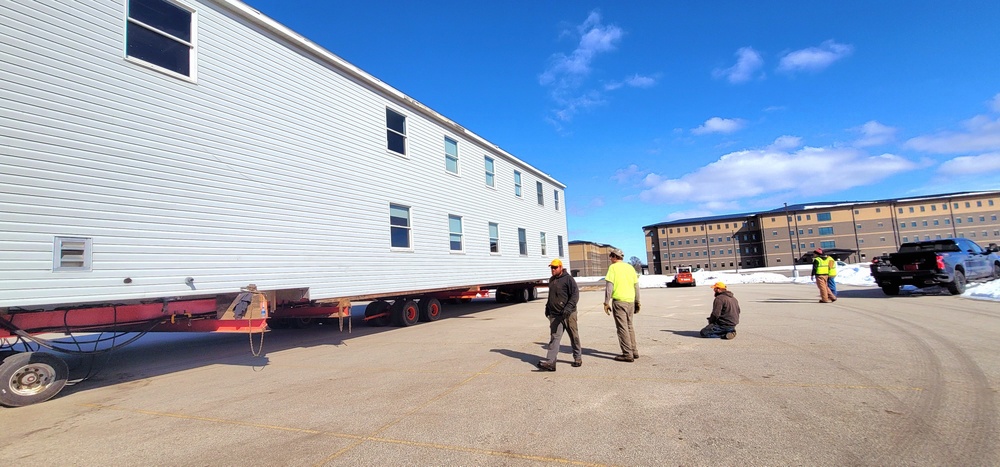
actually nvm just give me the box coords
[723,331,736,340]
[614,355,634,362]
[632,353,639,359]
[572,359,582,367]
[536,361,556,371]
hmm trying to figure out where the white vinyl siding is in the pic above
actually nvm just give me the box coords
[0,0,569,307]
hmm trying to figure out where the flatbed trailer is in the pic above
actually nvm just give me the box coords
[0,280,543,407]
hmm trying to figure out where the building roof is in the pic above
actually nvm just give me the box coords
[645,190,1000,228]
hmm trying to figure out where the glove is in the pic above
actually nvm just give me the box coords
[634,302,640,314]
[603,303,612,315]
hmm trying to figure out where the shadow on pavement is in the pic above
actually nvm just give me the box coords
[662,329,702,338]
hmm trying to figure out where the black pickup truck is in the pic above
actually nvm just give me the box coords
[870,238,1000,295]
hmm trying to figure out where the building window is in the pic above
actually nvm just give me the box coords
[489,222,500,254]
[484,157,495,187]
[817,212,832,221]
[945,219,951,224]
[448,215,463,252]
[902,236,908,242]
[934,220,939,225]
[557,235,564,257]
[876,208,881,213]
[389,204,411,249]
[910,222,917,227]
[445,137,459,174]
[820,241,836,249]
[898,208,904,214]
[920,206,925,212]
[554,190,560,211]
[931,205,937,211]
[856,224,862,230]
[539,232,547,255]
[900,222,906,228]
[957,218,963,224]
[880,237,886,242]
[977,201,982,207]
[514,171,522,197]
[536,182,544,205]
[909,207,914,213]
[922,221,928,226]
[819,227,834,235]
[965,202,971,208]
[386,108,406,155]
[772,231,778,236]
[126,0,195,78]
[518,228,527,255]
[53,237,92,271]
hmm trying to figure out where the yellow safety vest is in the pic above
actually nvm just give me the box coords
[813,256,830,275]
[827,257,837,277]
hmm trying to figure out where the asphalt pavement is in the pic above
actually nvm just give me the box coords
[2,283,998,466]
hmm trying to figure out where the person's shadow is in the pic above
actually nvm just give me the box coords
[489,343,624,367]
[662,329,702,338]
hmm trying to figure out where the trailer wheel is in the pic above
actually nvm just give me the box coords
[364,301,391,327]
[0,352,69,407]
[946,270,966,295]
[392,300,419,327]
[516,287,530,303]
[527,287,538,301]
[880,284,900,296]
[418,298,442,322]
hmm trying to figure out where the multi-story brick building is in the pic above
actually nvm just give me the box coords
[568,240,620,277]
[644,190,1000,274]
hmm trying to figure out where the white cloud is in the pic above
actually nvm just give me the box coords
[611,164,645,183]
[778,40,853,73]
[938,152,1000,175]
[638,147,919,204]
[769,135,802,150]
[691,117,746,135]
[853,120,897,147]
[539,11,625,124]
[906,115,1000,153]
[713,46,764,83]
[605,73,657,90]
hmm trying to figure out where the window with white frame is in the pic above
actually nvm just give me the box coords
[386,108,406,155]
[557,235,564,257]
[518,228,527,255]
[448,215,463,251]
[484,156,495,187]
[445,137,459,174]
[489,222,500,253]
[126,0,195,78]
[53,237,92,271]
[536,181,543,205]
[539,232,547,255]
[389,204,411,249]
[554,190,559,210]
[514,171,521,197]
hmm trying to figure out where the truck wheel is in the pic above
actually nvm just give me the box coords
[364,301,391,327]
[418,298,442,322]
[392,300,419,327]
[946,270,966,295]
[881,284,900,296]
[527,287,538,301]
[993,263,1000,280]
[0,352,69,407]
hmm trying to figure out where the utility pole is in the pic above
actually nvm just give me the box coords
[784,203,798,277]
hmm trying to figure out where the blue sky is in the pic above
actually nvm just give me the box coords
[244,0,1000,261]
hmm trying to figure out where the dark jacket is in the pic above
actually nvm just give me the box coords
[709,290,740,327]
[545,270,579,318]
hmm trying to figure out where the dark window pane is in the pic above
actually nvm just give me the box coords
[130,0,191,41]
[386,109,405,133]
[391,227,409,248]
[387,131,405,154]
[127,23,189,75]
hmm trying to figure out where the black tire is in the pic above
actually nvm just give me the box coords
[364,301,391,327]
[516,287,530,303]
[527,286,538,301]
[290,317,315,328]
[881,284,900,296]
[690,281,697,287]
[392,300,419,327]
[993,262,1000,280]
[418,298,442,322]
[0,352,69,407]
[946,270,966,295]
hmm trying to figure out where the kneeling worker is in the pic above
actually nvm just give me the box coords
[700,282,740,339]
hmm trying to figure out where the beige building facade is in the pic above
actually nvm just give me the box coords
[568,240,619,277]
[645,191,1000,274]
